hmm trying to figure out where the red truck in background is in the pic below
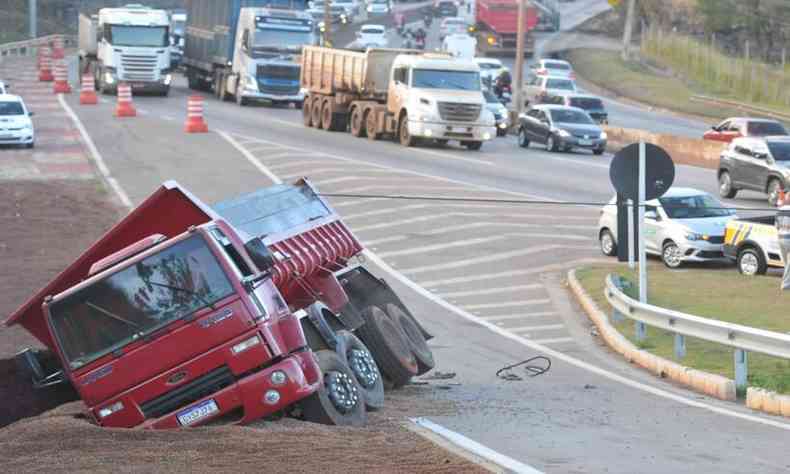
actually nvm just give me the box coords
[474,0,538,57]
[7,180,433,429]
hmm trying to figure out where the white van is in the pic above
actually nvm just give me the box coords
[442,33,476,59]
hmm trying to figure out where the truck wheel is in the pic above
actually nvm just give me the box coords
[236,85,247,106]
[385,304,434,376]
[311,97,323,129]
[365,109,380,140]
[356,305,418,388]
[399,115,415,147]
[464,141,482,151]
[321,99,335,131]
[767,179,783,207]
[350,107,367,137]
[335,330,385,411]
[737,247,767,276]
[303,97,313,127]
[435,139,448,147]
[718,171,737,199]
[301,350,367,426]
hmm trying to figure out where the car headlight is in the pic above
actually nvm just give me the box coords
[599,131,608,140]
[685,232,704,241]
[555,128,571,138]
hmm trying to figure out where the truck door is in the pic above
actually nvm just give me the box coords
[388,66,409,116]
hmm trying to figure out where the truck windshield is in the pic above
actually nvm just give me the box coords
[768,142,790,161]
[49,235,234,370]
[108,25,169,47]
[412,69,481,90]
[255,28,313,49]
[659,195,733,219]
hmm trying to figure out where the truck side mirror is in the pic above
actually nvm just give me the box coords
[244,237,276,273]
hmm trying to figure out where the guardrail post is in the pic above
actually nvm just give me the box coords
[674,334,686,359]
[635,321,646,342]
[734,349,748,390]
[611,277,624,323]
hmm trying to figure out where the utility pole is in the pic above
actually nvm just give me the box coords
[29,0,37,39]
[621,0,636,61]
[513,0,526,117]
[323,2,332,47]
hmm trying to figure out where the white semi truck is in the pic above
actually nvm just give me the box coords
[79,4,173,96]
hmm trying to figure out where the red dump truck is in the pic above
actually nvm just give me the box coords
[6,180,433,429]
[474,0,537,57]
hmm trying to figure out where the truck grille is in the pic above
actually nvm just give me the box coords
[121,54,158,81]
[438,102,481,122]
[259,83,301,96]
[140,366,235,420]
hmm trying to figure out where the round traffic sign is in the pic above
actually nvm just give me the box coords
[609,143,675,201]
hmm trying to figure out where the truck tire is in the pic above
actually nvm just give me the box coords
[464,141,482,151]
[301,350,367,426]
[335,330,385,411]
[737,247,767,276]
[303,97,314,127]
[399,115,415,147]
[385,304,434,376]
[356,305,418,388]
[350,107,367,137]
[365,109,380,140]
[321,99,334,130]
[311,96,323,129]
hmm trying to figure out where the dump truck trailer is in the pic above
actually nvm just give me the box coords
[7,180,433,428]
[474,0,537,57]
[301,46,496,150]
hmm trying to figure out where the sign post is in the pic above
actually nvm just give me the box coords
[638,141,647,303]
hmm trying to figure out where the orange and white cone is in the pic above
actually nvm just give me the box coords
[52,59,71,93]
[184,95,209,133]
[79,74,98,105]
[52,36,65,60]
[38,47,54,82]
[114,83,136,117]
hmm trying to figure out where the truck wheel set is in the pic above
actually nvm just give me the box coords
[8,180,435,430]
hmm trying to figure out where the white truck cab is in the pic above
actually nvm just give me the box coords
[389,54,495,149]
[80,4,172,95]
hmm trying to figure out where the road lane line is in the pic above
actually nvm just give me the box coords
[483,312,558,321]
[58,94,133,209]
[508,324,565,332]
[401,246,562,276]
[462,300,552,310]
[344,204,432,220]
[362,235,410,246]
[410,418,543,474]
[337,184,471,194]
[219,131,283,185]
[352,214,441,232]
[530,337,575,345]
[265,160,327,172]
[330,198,388,208]
[377,236,506,258]
[439,284,543,298]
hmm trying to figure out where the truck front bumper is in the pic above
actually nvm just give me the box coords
[243,90,305,103]
[408,120,496,142]
[142,351,321,429]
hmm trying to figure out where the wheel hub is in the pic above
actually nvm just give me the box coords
[348,348,379,388]
[741,253,758,275]
[664,245,681,267]
[325,371,359,414]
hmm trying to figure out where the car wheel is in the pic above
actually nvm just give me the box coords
[599,229,617,257]
[546,134,558,152]
[737,247,767,276]
[718,171,737,198]
[661,241,683,269]
[767,178,783,207]
[518,127,530,148]
[593,148,605,156]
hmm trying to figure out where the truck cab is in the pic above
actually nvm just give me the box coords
[82,4,172,95]
[169,10,187,68]
[389,53,496,150]
[228,8,315,106]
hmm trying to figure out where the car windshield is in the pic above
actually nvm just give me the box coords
[0,101,24,116]
[362,26,384,34]
[659,194,733,219]
[545,61,571,70]
[108,25,169,47]
[550,108,593,124]
[546,78,575,90]
[412,69,481,90]
[748,121,788,136]
[768,142,790,161]
[569,97,603,110]
[49,235,235,370]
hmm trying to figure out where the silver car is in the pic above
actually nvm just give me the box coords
[598,187,736,268]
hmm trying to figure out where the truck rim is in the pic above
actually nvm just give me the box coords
[325,371,359,414]
[740,252,759,275]
[348,348,379,389]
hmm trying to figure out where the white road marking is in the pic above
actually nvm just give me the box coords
[338,184,470,194]
[344,204,432,220]
[530,337,575,345]
[313,176,382,186]
[439,284,543,299]
[161,115,175,121]
[377,236,505,258]
[352,214,440,232]
[407,146,494,166]
[401,246,562,276]
[483,312,558,321]
[256,150,315,161]
[281,167,396,179]
[361,235,409,246]
[508,324,565,332]
[462,300,552,310]
[331,197,388,208]
[218,131,282,185]
[57,94,132,208]
[265,160,327,172]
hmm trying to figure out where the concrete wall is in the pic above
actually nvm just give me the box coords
[604,126,727,170]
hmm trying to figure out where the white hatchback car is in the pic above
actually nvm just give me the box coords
[598,187,735,268]
[356,24,388,48]
[0,94,34,148]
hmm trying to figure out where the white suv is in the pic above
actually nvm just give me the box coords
[0,94,34,148]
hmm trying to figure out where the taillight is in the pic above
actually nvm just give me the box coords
[537,69,547,75]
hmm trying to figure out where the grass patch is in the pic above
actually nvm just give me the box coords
[566,48,768,122]
[576,263,790,394]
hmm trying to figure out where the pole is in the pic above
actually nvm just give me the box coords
[627,198,635,269]
[513,0,526,117]
[323,1,332,47]
[621,0,636,61]
[638,141,647,303]
[29,0,37,39]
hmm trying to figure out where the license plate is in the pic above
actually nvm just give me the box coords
[0,135,13,140]
[177,399,219,426]
[579,139,593,146]
[130,83,146,89]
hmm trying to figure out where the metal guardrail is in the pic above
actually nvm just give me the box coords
[0,34,76,58]
[605,274,790,387]
[690,94,790,122]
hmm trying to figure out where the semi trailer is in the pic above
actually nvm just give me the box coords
[7,180,433,428]
[301,46,496,150]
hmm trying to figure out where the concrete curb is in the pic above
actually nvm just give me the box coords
[566,269,737,402]
[746,387,790,417]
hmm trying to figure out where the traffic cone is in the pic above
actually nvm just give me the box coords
[778,189,787,207]
[184,95,209,133]
[52,59,71,93]
[79,74,98,105]
[52,36,65,60]
[114,83,136,117]
[38,47,54,82]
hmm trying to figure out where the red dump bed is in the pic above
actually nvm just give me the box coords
[476,0,538,34]
[6,179,362,350]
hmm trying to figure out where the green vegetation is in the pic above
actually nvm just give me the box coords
[576,264,790,394]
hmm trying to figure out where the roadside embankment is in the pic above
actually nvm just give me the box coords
[603,125,726,169]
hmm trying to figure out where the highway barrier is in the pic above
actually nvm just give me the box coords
[690,95,790,123]
[603,125,726,169]
[184,95,209,133]
[38,47,53,82]
[114,84,136,117]
[0,34,75,61]
[79,74,97,105]
[52,36,65,60]
[52,59,71,94]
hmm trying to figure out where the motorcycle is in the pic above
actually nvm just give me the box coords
[499,91,512,105]
[415,36,426,50]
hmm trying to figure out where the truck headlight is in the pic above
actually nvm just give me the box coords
[599,131,608,140]
[245,75,259,91]
[163,74,172,85]
[685,232,704,241]
[367,5,373,12]
[232,335,261,355]
[98,401,124,419]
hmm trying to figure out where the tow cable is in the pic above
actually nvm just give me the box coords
[496,356,552,381]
